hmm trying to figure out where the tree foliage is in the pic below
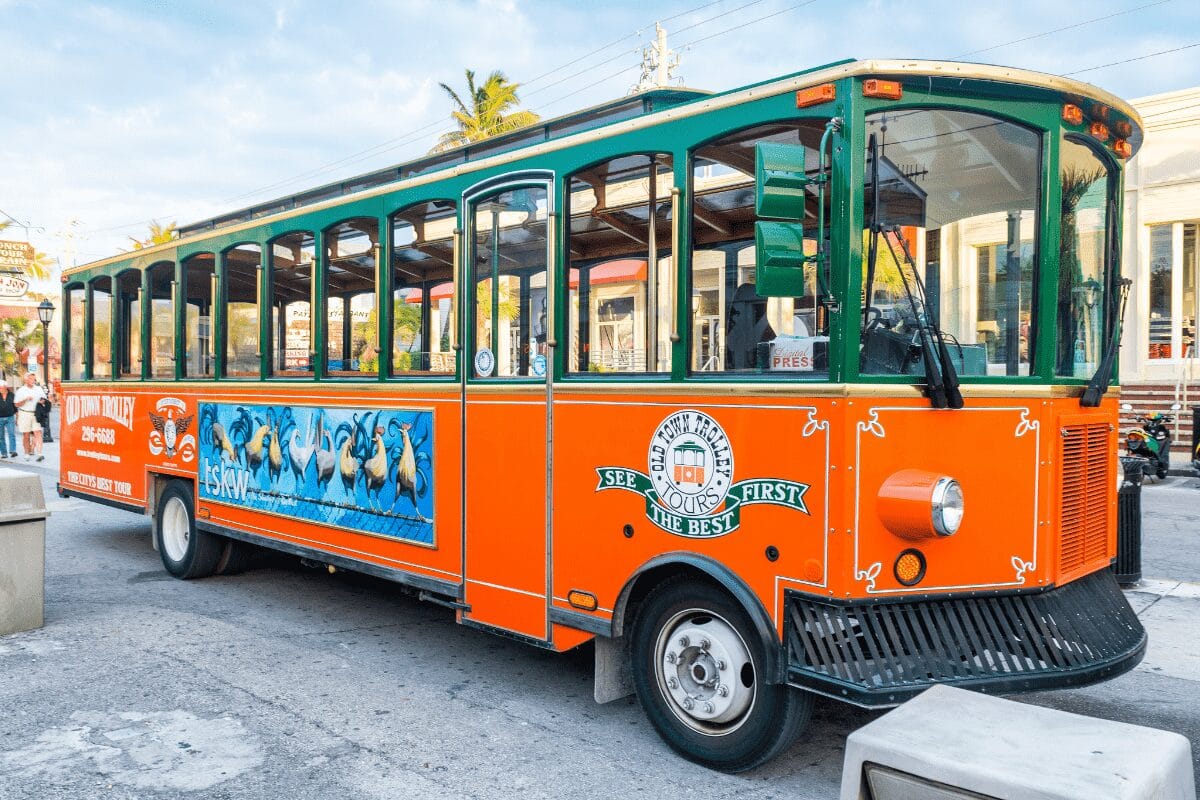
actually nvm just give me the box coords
[431,69,540,153]
[128,220,179,251]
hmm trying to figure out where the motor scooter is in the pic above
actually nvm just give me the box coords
[1121,402,1180,480]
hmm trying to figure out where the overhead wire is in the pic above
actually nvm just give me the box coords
[951,0,1174,59]
[1065,41,1200,75]
[77,0,761,235]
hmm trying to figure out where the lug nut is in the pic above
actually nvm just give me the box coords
[717,685,729,697]
[704,702,714,713]
[666,651,677,664]
[717,660,726,671]
[699,638,711,651]
[678,635,690,648]
[667,677,678,689]
[682,698,694,710]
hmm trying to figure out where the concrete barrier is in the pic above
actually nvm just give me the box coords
[841,684,1195,800]
[0,468,48,636]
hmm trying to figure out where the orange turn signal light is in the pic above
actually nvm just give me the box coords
[567,590,598,611]
[894,549,927,587]
[863,79,903,100]
[1114,119,1133,138]
[1090,121,1110,141]
[795,83,836,108]
[1113,139,1133,159]
[1061,104,1084,125]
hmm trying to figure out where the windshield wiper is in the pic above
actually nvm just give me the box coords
[1082,193,1130,407]
[885,225,964,409]
[862,134,961,409]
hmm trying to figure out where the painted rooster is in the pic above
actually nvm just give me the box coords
[362,419,390,509]
[389,417,430,518]
[230,407,271,475]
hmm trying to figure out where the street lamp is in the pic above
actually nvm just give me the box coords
[37,299,54,443]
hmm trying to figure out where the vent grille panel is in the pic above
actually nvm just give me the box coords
[1060,423,1112,576]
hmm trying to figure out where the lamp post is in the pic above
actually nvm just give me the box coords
[37,299,54,443]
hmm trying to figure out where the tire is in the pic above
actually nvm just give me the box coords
[629,577,812,772]
[215,538,260,576]
[155,482,223,579]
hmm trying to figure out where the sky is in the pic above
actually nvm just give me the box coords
[1,0,1198,282]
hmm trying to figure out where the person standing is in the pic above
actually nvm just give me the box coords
[0,382,16,459]
[14,372,46,462]
[33,393,51,460]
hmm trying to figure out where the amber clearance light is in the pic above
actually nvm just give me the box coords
[894,549,927,587]
[1061,104,1084,125]
[1090,121,1110,141]
[877,469,964,540]
[1113,139,1133,159]
[795,83,836,108]
[863,79,903,100]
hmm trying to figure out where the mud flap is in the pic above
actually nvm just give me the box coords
[594,635,633,704]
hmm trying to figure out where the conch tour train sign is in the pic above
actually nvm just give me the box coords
[596,409,810,538]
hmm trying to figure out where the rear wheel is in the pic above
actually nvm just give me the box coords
[215,538,260,575]
[630,577,811,772]
[155,482,222,579]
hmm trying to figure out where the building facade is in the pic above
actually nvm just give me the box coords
[1119,86,1200,446]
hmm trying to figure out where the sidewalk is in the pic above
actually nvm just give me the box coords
[2,405,60,478]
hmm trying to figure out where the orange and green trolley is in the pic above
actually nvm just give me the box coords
[58,58,1145,772]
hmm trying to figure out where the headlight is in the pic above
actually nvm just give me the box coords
[931,477,964,537]
[877,470,964,540]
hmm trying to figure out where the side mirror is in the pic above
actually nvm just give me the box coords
[755,142,811,220]
[755,221,812,297]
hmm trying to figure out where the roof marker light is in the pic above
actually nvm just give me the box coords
[1090,121,1110,141]
[795,83,836,108]
[1113,139,1133,159]
[863,79,903,100]
[1062,104,1084,125]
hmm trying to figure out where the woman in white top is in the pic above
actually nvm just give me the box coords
[13,372,46,462]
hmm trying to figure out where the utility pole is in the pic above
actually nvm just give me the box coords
[632,23,681,93]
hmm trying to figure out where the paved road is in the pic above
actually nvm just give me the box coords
[0,447,1197,798]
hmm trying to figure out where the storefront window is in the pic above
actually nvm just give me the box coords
[1148,221,1199,360]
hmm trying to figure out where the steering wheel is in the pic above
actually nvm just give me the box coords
[863,307,885,334]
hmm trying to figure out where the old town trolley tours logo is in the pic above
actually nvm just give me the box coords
[596,409,810,538]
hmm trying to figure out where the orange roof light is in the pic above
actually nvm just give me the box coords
[1113,139,1133,159]
[1090,121,1110,141]
[795,83,836,108]
[1114,120,1133,138]
[1093,103,1110,120]
[1061,104,1084,125]
[863,79,903,100]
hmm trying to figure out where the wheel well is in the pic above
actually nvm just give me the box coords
[612,556,783,683]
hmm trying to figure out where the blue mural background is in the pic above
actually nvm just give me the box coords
[198,403,435,545]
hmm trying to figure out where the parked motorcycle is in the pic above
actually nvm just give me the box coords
[1121,402,1180,480]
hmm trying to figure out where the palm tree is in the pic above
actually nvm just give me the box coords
[431,69,540,153]
[128,220,179,251]
[25,251,54,281]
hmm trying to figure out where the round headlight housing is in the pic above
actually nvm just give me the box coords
[931,477,964,536]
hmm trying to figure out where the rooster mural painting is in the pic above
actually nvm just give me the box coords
[197,402,436,546]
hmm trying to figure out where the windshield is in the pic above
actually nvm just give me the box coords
[1057,137,1114,378]
[861,108,1041,379]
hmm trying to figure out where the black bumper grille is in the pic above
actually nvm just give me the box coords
[785,569,1145,707]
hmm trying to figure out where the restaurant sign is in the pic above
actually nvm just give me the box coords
[0,274,29,298]
[0,240,33,272]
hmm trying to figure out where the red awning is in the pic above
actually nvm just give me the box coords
[403,283,454,303]
[569,259,647,289]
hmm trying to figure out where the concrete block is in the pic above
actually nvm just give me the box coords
[0,467,49,636]
[840,684,1195,800]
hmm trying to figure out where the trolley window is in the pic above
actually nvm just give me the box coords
[324,218,378,378]
[224,244,261,378]
[270,231,315,377]
[147,261,175,380]
[90,276,112,379]
[115,269,141,379]
[182,253,215,379]
[391,201,458,376]
[65,284,84,380]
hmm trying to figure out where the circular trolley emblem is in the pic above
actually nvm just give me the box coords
[595,409,810,538]
[648,410,733,518]
[473,347,495,378]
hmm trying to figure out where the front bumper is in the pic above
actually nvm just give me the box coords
[784,568,1145,707]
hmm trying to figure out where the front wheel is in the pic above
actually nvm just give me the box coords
[630,577,812,772]
[156,482,223,579]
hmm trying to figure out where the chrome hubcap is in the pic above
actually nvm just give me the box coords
[655,609,755,734]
